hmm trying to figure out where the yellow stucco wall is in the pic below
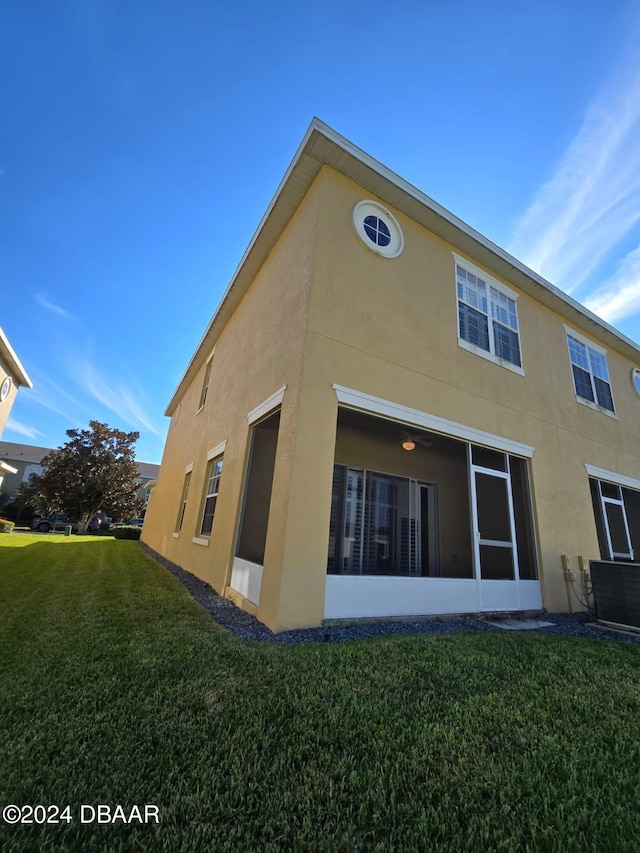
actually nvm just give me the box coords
[279,167,640,626]
[144,164,640,632]
[142,178,321,601]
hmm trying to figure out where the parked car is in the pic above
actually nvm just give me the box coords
[31,515,78,533]
[112,518,144,529]
[31,515,105,533]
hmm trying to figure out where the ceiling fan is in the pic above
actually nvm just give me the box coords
[399,432,432,451]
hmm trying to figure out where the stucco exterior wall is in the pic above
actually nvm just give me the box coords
[144,163,640,632]
[142,177,321,602]
[279,166,640,625]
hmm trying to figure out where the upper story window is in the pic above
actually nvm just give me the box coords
[565,329,615,414]
[197,355,214,412]
[352,200,404,258]
[454,255,522,372]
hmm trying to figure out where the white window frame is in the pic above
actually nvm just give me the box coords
[196,351,215,414]
[453,253,524,375]
[195,455,224,543]
[564,326,616,417]
[174,463,193,537]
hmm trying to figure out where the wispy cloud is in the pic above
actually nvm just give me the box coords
[25,376,96,423]
[35,292,75,321]
[509,18,640,320]
[5,417,45,440]
[75,357,164,438]
[584,246,640,323]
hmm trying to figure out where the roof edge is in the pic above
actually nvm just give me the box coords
[0,328,32,388]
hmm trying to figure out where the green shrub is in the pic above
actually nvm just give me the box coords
[0,519,15,534]
[112,525,141,540]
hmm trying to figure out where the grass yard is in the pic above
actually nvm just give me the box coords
[1,536,640,852]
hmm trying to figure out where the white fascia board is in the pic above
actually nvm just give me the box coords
[585,465,640,492]
[0,460,18,474]
[0,328,32,388]
[247,385,286,425]
[333,384,535,458]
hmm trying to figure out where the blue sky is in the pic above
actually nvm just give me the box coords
[2,1,640,463]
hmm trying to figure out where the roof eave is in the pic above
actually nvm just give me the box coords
[0,328,33,388]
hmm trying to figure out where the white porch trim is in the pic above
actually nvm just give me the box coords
[332,385,535,457]
[230,557,263,605]
[247,385,287,425]
[324,576,543,620]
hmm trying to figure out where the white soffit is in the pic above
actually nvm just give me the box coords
[333,384,535,458]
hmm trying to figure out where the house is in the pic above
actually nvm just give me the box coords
[0,327,32,491]
[141,119,640,633]
[0,440,159,514]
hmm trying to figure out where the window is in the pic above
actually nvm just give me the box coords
[175,471,191,533]
[566,331,615,413]
[589,477,639,561]
[363,215,391,247]
[352,200,404,258]
[199,457,223,537]
[0,376,11,402]
[455,259,522,369]
[197,357,213,411]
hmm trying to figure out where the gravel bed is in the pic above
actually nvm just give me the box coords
[141,544,640,645]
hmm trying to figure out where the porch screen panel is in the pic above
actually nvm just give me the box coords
[589,479,609,560]
[342,469,364,573]
[604,501,633,559]
[509,456,537,580]
[362,473,397,575]
[479,545,514,580]
[474,471,515,580]
[622,488,640,559]
[327,466,423,577]
[475,473,512,543]
[327,467,345,574]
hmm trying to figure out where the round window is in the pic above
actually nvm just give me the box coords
[352,201,404,258]
[0,376,11,402]
[632,368,640,397]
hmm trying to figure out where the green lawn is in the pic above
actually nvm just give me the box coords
[1,535,640,852]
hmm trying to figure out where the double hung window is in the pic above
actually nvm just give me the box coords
[197,355,214,412]
[566,331,615,414]
[455,257,522,370]
[175,470,191,534]
[199,457,223,537]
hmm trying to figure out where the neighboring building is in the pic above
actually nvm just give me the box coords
[142,119,640,633]
[0,327,32,492]
[0,440,159,512]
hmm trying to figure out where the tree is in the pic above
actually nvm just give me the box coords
[19,421,145,534]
